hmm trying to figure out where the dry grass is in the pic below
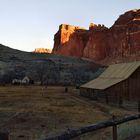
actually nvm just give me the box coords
[0,86,139,140]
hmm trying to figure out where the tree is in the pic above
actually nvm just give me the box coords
[71,67,83,85]
[0,65,26,84]
[35,61,48,85]
[33,60,56,85]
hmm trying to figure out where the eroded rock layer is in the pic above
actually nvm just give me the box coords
[34,48,52,53]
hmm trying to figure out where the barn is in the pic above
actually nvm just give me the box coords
[80,61,140,111]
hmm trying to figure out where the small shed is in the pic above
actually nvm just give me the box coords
[80,61,140,109]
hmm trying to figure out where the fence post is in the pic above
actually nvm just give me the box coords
[65,87,68,93]
[112,125,117,140]
[112,116,117,140]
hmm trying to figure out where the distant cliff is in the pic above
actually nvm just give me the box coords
[52,9,140,63]
[34,48,52,53]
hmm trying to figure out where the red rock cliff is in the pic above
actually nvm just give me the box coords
[53,24,89,57]
[52,9,140,62]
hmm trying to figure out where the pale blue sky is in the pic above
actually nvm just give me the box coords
[0,0,139,51]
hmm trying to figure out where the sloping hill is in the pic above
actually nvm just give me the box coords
[0,44,102,85]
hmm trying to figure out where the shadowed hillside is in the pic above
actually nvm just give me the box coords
[0,44,103,85]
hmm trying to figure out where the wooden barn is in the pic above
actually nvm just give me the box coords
[80,61,140,110]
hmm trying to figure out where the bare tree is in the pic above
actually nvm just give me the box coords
[33,60,57,85]
[71,67,83,85]
[34,61,50,85]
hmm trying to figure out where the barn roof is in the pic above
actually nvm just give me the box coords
[81,61,140,90]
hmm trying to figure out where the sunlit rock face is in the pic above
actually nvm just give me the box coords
[83,24,110,60]
[52,24,89,57]
[52,9,140,62]
[34,48,52,53]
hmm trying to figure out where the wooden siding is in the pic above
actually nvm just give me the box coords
[80,67,140,102]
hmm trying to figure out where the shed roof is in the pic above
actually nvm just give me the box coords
[81,61,140,90]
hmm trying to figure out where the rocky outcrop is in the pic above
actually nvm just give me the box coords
[52,9,140,63]
[34,48,52,53]
[53,24,89,57]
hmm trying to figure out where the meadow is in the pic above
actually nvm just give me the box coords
[0,86,139,140]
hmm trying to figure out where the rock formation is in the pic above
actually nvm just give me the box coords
[34,48,52,53]
[52,9,140,63]
[53,24,89,57]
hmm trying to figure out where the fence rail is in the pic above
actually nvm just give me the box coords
[41,114,140,140]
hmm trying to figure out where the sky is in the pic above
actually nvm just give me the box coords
[0,0,139,52]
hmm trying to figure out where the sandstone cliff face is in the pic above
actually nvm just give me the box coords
[52,9,140,63]
[83,24,110,60]
[53,24,89,57]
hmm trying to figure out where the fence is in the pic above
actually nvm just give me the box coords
[40,114,140,140]
[80,90,140,112]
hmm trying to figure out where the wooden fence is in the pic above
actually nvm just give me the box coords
[41,114,140,140]
[0,114,139,140]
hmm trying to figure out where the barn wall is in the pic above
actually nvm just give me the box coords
[106,80,128,100]
[80,88,90,97]
[106,67,140,101]
[128,67,140,100]
[80,88,100,99]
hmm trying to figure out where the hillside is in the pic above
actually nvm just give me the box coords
[52,9,140,64]
[0,44,102,85]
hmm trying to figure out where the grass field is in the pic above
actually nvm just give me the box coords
[0,86,139,140]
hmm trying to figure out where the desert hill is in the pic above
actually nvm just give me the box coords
[0,44,102,85]
[52,9,140,64]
